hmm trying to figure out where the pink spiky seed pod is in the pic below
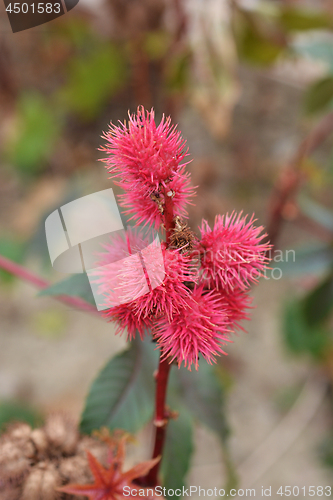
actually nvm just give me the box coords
[101,243,197,323]
[101,106,196,228]
[130,245,198,322]
[94,226,148,268]
[92,226,162,305]
[94,228,197,338]
[153,285,231,370]
[91,227,154,339]
[117,167,195,229]
[103,302,152,340]
[219,288,253,332]
[102,106,190,190]
[197,212,271,292]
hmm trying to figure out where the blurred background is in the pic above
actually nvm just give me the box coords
[1,0,333,495]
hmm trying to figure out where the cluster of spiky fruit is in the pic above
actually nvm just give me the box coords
[0,414,108,500]
[97,106,271,370]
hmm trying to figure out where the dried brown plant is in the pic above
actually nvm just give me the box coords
[0,414,108,500]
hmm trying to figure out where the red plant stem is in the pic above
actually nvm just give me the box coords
[144,188,176,487]
[266,111,333,250]
[163,188,175,246]
[145,358,172,486]
[0,254,98,315]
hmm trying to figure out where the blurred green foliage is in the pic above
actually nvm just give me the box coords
[143,31,170,60]
[3,0,333,177]
[0,237,26,284]
[237,24,283,67]
[296,39,333,72]
[298,196,333,234]
[165,50,191,93]
[302,272,333,327]
[320,433,333,468]
[0,400,42,433]
[234,4,332,67]
[58,43,127,121]
[279,7,332,32]
[294,37,333,115]
[304,76,333,115]
[283,299,330,361]
[38,273,95,305]
[282,196,333,362]
[5,93,60,175]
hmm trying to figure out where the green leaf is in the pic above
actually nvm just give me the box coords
[179,364,238,492]
[237,21,284,66]
[176,363,229,443]
[6,92,60,175]
[161,410,194,500]
[294,39,333,73]
[38,274,95,305]
[80,338,158,434]
[158,369,194,497]
[304,76,333,115]
[58,43,127,121]
[280,7,331,32]
[283,300,329,359]
[298,195,333,233]
[319,433,333,468]
[165,363,238,493]
[302,273,333,326]
[275,244,333,276]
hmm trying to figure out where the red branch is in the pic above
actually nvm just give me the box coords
[0,254,98,315]
[145,358,172,486]
[143,188,176,487]
[266,111,333,249]
[163,188,175,245]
